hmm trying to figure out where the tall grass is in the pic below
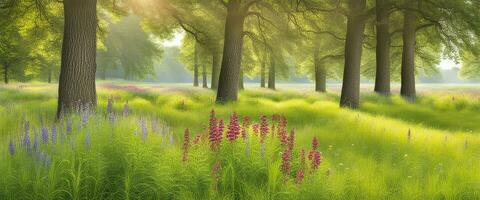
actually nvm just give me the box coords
[1,84,480,199]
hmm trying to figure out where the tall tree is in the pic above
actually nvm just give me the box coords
[400,0,417,101]
[340,0,367,109]
[375,0,391,95]
[57,0,98,117]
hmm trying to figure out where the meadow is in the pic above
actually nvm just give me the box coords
[1,83,480,200]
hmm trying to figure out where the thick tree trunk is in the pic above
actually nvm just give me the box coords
[340,0,366,109]
[202,63,208,88]
[400,0,417,101]
[216,1,245,103]
[313,47,326,92]
[260,61,266,88]
[193,42,199,87]
[57,0,98,118]
[239,67,244,90]
[3,65,8,84]
[211,52,220,90]
[268,56,275,90]
[375,0,391,95]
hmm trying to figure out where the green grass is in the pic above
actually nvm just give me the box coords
[1,83,480,200]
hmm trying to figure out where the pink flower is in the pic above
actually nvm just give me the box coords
[299,149,306,167]
[260,115,269,143]
[312,137,319,151]
[295,169,304,184]
[288,128,295,151]
[281,149,291,176]
[241,116,250,139]
[209,110,222,151]
[309,151,322,170]
[252,123,259,136]
[183,129,190,162]
[193,134,201,145]
[226,112,240,141]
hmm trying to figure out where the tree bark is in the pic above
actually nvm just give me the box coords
[57,0,98,118]
[193,42,199,87]
[260,61,266,88]
[239,67,244,90]
[216,1,245,103]
[211,51,220,90]
[3,65,8,84]
[340,0,366,109]
[400,0,417,101]
[314,50,326,92]
[202,63,208,88]
[268,56,275,90]
[375,0,391,95]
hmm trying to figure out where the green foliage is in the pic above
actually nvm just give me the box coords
[1,84,480,199]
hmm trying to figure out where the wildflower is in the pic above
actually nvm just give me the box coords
[295,169,304,184]
[226,112,240,141]
[241,116,250,139]
[41,128,48,144]
[23,129,31,148]
[217,119,224,140]
[24,121,30,137]
[51,125,57,144]
[193,134,201,145]
[287,129,295,151]
[312,137,319,151]
[82,110,89,127]
[310,151,322,170]
[123,101,129,117]
[106,97,113,114]
[260,115,269,143]
[208,110,218,148]
[281,149,291,176]
[277,116,287,141]
[183,128,190,162]
[299,149,305,167]
[8,140,14,156]
[252,123,259,136]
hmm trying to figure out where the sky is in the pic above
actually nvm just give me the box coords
[162,31,461,70]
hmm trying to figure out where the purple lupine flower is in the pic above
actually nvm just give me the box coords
[41,128,48,144]
[66,119,72,134]
[23,130,31,147]
[123,101,129,117]
[8,140,15,156]
[108,113,115,124]
[51,125,57,144]
[24,121,30,137]
[82,111,89,128]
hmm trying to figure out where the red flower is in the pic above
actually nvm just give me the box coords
[209,110,218,149]
[288,129,295,151]
[309,151,322,170]
[299,149,306,167]
[193,134,201,145]
[226,112,240,141]
[183,129,190,162]
[260,115,269,143]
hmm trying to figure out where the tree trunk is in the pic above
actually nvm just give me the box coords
[57,0,98,118]
[314,55,326,93]
[193,42,199,87]
[48,69,52,83]
[216,1,245,103]
[268,56,275,90]
[202,63,208,88]
[260,61,265,88]
[239,67,244,90]
[340,0,366,109]
[211,51,220,90]
[375,0,391,95]
[400,0,417,101]
[3,65,8,84]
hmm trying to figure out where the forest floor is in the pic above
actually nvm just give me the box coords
[1,83,480,200]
